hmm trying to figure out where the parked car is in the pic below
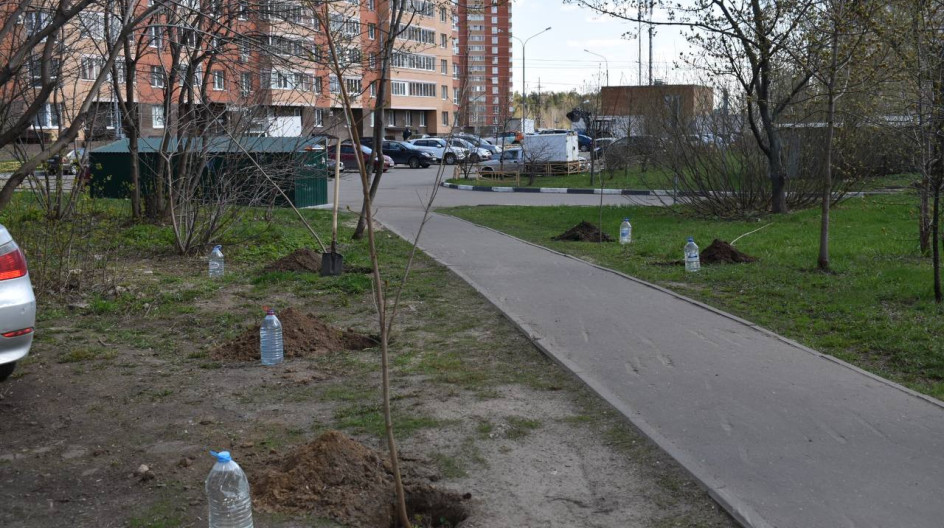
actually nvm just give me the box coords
[329,143,393,173]
[456,134,502,156]
[477,148,524,174]
[576,134,593,151]
[360,139,433,168]
[0,224,36,382]
[447,138,491,163]
[408,138,467,165]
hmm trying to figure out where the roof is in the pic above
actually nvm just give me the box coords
[92,136,329,154]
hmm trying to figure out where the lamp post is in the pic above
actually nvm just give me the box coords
[512,26,551,134]
[583,49,609,86]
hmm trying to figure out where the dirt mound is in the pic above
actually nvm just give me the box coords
[251,430,469,528]
[266,248,322,273]
[552,221,614,242]
[700,239,757,264]
[211,307,377,362]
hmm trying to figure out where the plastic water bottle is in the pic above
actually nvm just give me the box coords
[260,309,283,366]
[205,451,254,528]
[209,245,224,278]
[684,237,700,272]
[619,218,632,245]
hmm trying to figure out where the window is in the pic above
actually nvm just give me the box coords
[33,103,62,129]
[313,76,322,94]
[314,108,324,127]
[80,56,102,81]
[419,112,426,127]
[240,72,252,95]
[152,105,165,128]
[21,11,50,37]
[344,77,361,94]
[329,75,340,93]
[368,0,375,9]
[369,82,375,97]
[240,39,251,62]
[212,70,225,90]
[268,70,290,89]
[439,6,446,21]
[453,87,458,104]
[79,12,105,39]
[394,24,435,44]
[391,52,435,71]
[408,82,435,97]
[391,81,407,96]
[442,111,448,126]
[150,66,166,88]
[453,64,459,78]
[440,33,447,48]
[369,53,377,69]
[441,85,447,99]
[441,59,447,74]
[405,111,412,126]
[147,25,163,48]
[368,23,375,39]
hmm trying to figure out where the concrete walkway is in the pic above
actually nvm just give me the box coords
[336,169,944,528]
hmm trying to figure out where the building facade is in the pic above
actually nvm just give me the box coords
[455,0,512,136]
[6,0,461,144]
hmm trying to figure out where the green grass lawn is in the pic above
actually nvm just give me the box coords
[442,194,944,400]
[446,167,671,189]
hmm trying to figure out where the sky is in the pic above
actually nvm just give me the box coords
[509,0,697,94]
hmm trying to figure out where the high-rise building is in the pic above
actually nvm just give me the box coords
[455,0,512,135]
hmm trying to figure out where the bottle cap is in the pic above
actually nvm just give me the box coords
[266,309,275,316]
[623,218,629,221]
[687,236,694,242]
[210,450,232,463]
[213,245,222,250]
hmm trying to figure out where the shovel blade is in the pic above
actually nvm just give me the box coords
[321,252,344,276]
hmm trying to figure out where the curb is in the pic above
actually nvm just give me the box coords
[440,181,682,196]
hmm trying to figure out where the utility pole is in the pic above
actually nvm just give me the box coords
[648,0,654,85]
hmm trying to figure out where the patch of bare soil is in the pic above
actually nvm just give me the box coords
[701,239,757,264]
[253,430,468,528]
[552,221,614,242]
[211,307,377,362]
[266,248,323,273]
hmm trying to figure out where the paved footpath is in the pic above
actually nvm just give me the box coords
[336,169,944,528]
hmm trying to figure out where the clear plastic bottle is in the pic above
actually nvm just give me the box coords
[260,309,283,366]
[205,451,254,528]
[209,245,224,278]
[684,237,700,272]
[619,218,632,245]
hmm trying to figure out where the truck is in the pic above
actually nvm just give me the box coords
[520,132,579,164]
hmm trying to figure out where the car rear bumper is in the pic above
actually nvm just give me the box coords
[0,274,36,366]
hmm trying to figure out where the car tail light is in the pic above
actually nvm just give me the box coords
[0,241,28,281]
[2,328,32,338]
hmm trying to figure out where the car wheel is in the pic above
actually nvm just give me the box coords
[445,153,457,165]
[408,157,420,168]
[0,362,16,382]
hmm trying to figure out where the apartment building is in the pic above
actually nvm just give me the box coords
[455,0,512,135]
[8,0,457,144]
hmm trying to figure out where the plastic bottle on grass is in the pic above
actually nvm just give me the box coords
[260,308,283,366]
[684,237,700,273]
[619,218,632,245]
[205,450,254,528]
[209,245,224,278]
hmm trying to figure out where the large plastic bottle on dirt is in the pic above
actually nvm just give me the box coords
[209,246,224,278]
[205,451,254,528]
[684,237,701,273]
[260,309,283,366]
[619,218,632,245]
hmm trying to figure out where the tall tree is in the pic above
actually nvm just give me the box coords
[574,0,819,213]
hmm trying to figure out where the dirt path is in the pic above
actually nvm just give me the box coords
[0,250,735,527]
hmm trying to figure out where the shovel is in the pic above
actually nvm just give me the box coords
[321,140,344,276]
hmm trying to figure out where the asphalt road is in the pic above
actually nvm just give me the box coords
[331,165,944,528]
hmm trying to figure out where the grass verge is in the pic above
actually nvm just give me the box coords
[442,194,944,400]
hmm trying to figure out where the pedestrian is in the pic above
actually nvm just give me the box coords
[402,127,412,141]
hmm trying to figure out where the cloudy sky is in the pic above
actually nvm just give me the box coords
[509,0,697,94]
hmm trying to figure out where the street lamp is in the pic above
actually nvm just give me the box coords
[583,49,609,86]
[511,26,551,133]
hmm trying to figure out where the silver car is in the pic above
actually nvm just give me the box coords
[0,225,36,382]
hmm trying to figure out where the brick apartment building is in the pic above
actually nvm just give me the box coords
[600,84,714,136]
[455,0,512,136]
[7,0,461,144]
